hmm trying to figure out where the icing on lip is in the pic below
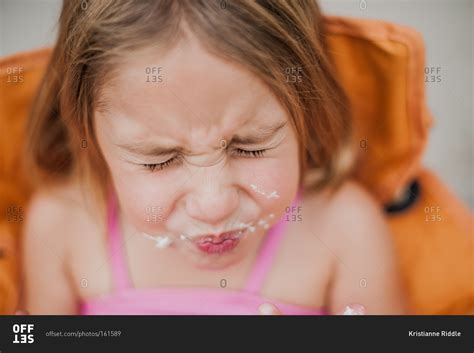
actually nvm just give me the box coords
[192,229,245,254]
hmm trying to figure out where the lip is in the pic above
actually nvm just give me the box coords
[192,229,246,254]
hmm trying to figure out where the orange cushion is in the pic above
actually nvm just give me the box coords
[387,168,473,314]
[325,16,434,204]
[0,48,51,314]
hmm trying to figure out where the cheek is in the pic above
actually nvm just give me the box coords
[247,165,295,198]
[242,148,300,219]
[112,174,177,233]
[240,134,299,193]
[117,183,175,232]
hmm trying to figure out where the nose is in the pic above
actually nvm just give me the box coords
[185,169,239,227]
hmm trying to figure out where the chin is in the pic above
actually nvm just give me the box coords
[195,255,245,271]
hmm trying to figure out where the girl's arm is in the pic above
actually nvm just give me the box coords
[21,191,78,314]
[326,182,408,315]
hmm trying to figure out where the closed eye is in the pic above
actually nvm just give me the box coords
[142,156,182,172]
[231,148,267,158]
[141,148,267,172]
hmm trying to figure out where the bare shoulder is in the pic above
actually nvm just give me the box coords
[28,177,91,214]
[304,180,407,314]
[24,178,104,260]
[25,181,80,244]
[305,179,382,217]
[302,179,389,249]
[334,180,391,247]
[22,179,102,314]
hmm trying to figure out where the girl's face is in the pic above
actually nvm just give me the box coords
[95,33,300,269]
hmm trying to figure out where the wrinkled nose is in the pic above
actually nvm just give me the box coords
[185,172,239,227]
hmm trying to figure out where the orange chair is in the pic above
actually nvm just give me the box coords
[0,16,472,314]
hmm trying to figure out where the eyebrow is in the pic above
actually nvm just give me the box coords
[115,120,287,157]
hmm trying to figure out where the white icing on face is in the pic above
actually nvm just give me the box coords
[143,233,173,248]
[257,219,269,229]
[236,222,255,233]
[266,191,279,199]
[250,184,280,199]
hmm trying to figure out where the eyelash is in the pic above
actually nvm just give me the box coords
[142,148,267,172]
[142,158,180,172]
[232,148,267,158]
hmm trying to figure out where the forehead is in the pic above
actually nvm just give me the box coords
[96,33,287,146]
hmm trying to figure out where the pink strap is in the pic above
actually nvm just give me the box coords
[107,191,132,292]
[244,188,303,294]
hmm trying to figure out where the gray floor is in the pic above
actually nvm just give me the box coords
[1,0,472,209]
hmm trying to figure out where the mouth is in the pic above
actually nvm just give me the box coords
[190,228,247,255]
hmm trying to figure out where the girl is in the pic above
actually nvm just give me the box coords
[21,0,406,315]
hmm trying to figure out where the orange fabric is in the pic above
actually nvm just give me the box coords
[324,16,434,205]
[0,17,472,314]
[0,48,51,314]
[0,186,23,313]
[388,168,473,315]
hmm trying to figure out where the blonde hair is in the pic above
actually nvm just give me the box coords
[23,0,355,223]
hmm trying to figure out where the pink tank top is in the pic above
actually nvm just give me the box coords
[80,189,327,315]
